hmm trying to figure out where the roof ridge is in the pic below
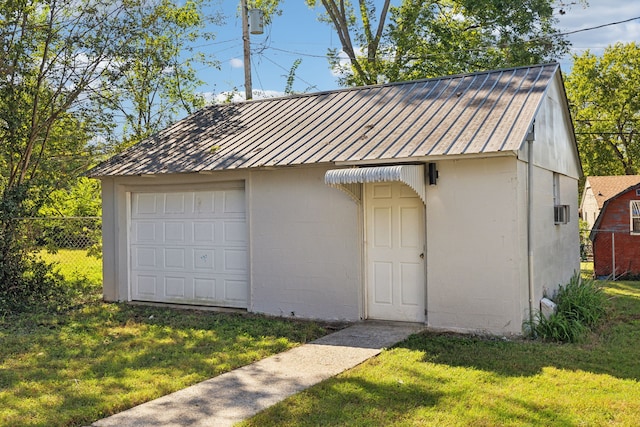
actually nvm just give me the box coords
[211,63,560,106]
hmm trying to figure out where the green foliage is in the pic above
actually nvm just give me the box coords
[92,0,221,151]
[0,0,216,311]
[37,178,102,254]
[40,177,101,218]
[529,272,608,342]
[530,309,588,343]
[248,0,282,25]
[0,188,72,315]
[565,42,640,176]
[310,0,572,86]
[284,59,303,95]
[556,273,608,327]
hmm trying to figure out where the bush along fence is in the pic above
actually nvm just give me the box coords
[19,217,102,282]
[588,228,640,280]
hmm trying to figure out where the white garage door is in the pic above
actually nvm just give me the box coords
[130,186,248,308]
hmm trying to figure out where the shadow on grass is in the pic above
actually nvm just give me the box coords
[0,302,330,427]
[242,362,578,427]
[243,375,444,427]
[395,280,640,382]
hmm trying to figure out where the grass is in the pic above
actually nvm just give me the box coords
[37,248,103,286]
[241,275,640,426]
[5,256,640,426]
[0,254,333,427]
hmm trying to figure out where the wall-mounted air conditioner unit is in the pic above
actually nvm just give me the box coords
[554,204,569,224]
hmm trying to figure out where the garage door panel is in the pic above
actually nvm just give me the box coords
[164,193,187,214]
[224,249,247,272]
[194,278,216,299]
[132,247,157,268]
[194,192,215,214]
[164,222,186,242]
[224,221,247,244]
[223,190,245,214]
[131,188,247,308]
[136,275,157,296]
[165,277,187,297]
[134,221,157,242]
[194,249,214,269]
[135,194,159,215]
[224,279,248,303]
[193,222,215,243]
[163,248,186,269]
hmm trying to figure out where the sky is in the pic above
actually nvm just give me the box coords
[197,1,640,101]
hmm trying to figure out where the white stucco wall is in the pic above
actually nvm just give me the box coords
[424,155,579,335]
[425,156,527,335]
[531,73,582,180]
[99,165,362,321]
[528,164,579,303]
[248,166,362,321]
[525,72,581,300]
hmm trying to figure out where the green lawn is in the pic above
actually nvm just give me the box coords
[38,248,103,286]
[0,290,331,426]
[5,257,639,426]
[242,277,640,426]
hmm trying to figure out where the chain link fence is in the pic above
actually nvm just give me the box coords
[20,217,102,284]
[587,229,640,280]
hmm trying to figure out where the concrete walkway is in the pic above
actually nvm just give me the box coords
[91,321,424,427]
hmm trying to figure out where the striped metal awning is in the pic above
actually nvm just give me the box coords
[325,165,425,204]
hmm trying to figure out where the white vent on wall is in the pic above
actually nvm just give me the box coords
[554,205,569,224]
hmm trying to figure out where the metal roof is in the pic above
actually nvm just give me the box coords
[88,63,561,177]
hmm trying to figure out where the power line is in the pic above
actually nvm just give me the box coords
[259,54,318,90]
[263,46,331,59]
[559,16,640,37]
[255,15,640,61]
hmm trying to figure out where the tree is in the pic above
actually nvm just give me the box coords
[0,0,216,312]
[565,42,640,176]
[91,0,221,151]
[307,0,574,86]
[306,0,390,85]
[0,0,127,312]
[248,0,283,24]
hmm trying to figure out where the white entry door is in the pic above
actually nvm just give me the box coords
[366,182,425,322]
[130,187,248,308]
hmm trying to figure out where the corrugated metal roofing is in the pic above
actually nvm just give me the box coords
[88,63,560,177]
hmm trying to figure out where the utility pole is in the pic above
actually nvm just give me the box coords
[240,0,252,100]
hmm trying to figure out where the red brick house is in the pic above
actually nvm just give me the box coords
[590,180,640,279]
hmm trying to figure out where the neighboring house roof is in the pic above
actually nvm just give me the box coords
[590,181,640,240]
[584,175,640,210]
[89,63,562,178]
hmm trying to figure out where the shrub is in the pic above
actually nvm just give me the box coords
[0,187,75,316]
[527,272,607,343]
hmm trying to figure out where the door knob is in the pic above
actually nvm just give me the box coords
[419,253,424,259]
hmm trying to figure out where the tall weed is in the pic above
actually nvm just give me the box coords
[528,272,607,343]
[555,273,607,327]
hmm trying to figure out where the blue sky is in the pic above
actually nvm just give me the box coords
[197,0,640,100]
